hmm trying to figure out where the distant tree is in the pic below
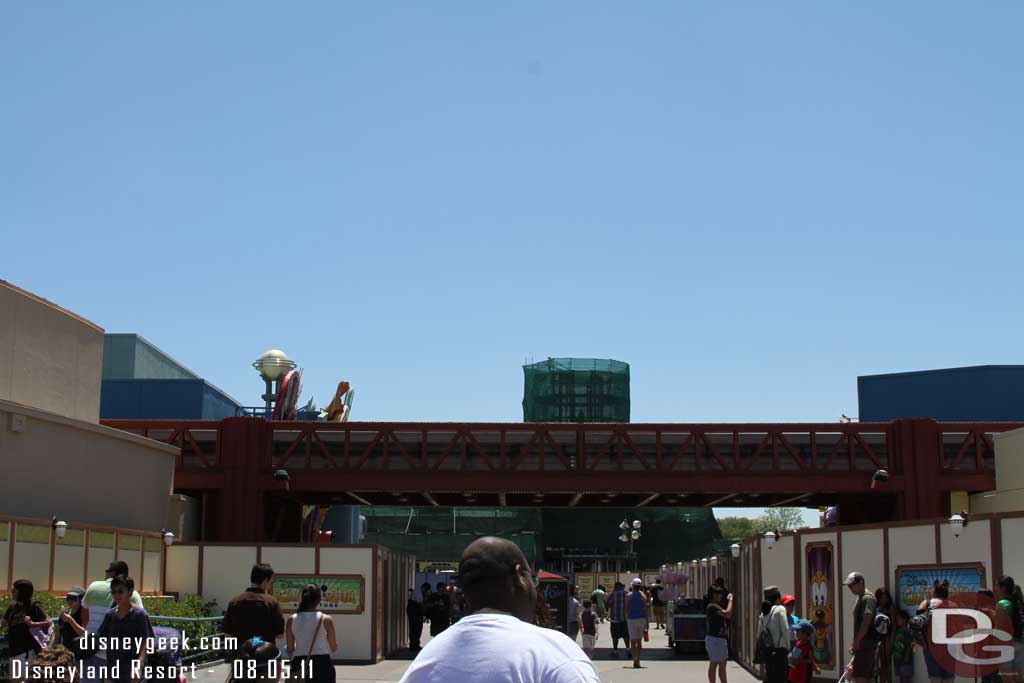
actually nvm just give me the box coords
[754,508,805,534]
[716,516,758,540]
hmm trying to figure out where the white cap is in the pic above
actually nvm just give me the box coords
[631,578,643,586]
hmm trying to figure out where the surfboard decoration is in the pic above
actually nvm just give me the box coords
[272,369,301,420]
[325,381,354,422]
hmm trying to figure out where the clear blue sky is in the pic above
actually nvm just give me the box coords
[4,2,1023,437]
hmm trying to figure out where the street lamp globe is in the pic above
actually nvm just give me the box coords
[619,534,629,543]
[619,520,630,531]
[253,349,295,382]
[632,520,642,530]
[630,529,641,540]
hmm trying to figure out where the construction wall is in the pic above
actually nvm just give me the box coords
[163,542,414,663]
[1,514,165,594]
[729,512,1023,683]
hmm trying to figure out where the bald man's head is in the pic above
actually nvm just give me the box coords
[458,536,536,621]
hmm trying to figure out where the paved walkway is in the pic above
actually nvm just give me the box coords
[190,650,756,683]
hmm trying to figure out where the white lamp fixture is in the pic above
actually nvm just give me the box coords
[253,349,295,382]
[52,518,67,539]
[163,530,176,547]
[949,513,966,539]
[631,529,641,540]
[619,534,629,543]
[730,543,741,558]
[764,530,777,549]
[677,562,684,569]
[619,520,630,531]
[632,520,642,530]
[701,557,709,565]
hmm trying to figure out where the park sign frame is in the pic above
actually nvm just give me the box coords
[271,574,366,614]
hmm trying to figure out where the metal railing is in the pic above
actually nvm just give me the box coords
[0,615,225,679]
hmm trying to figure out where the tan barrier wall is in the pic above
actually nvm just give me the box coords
[729,512,1024,683]
[164,543,414,664]
[1,515,165,594]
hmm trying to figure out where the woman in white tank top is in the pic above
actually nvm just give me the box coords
[286,585,337,683]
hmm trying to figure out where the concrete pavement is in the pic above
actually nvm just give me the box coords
[189,650,757,683]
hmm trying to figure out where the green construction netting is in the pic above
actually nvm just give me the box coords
[523,358,630,423]
[361,507,729,568]
[362,508,543,563]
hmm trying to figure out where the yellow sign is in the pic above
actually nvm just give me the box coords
[576,574,596,596]
[271,574,365,614]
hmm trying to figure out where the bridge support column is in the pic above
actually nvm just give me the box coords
[213,417,271,542]
[892,418,948,520]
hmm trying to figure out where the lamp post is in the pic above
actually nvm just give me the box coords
[253,349,296,418]
[618,518,641,572]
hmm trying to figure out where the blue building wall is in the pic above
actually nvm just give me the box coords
[102,334,198,380]
[858,365,1024,422]
[101,379,241,419]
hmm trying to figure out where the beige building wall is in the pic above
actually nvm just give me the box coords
[1002,517,1024,578]
[971,427,1024,513]
[0,280,104,423]
[0,399,177,531]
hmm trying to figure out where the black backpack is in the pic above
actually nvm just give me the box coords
[909,605,933,645]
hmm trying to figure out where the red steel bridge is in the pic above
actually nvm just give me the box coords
[101,417,1020,542]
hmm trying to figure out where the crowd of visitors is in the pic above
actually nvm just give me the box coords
[9,545,1024,683]
[3,562,155,683]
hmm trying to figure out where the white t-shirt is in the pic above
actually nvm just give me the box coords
[399,612,600,683]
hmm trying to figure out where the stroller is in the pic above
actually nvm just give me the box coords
[143,626,186,683]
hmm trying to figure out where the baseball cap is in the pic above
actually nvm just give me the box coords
[781,594,796,606]
[843,571,864,586]
[796,620,814,633]
[66,586,85,599]
[631,578,643,586]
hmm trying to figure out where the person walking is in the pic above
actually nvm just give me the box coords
[81,561,144,683]
[759,586,790,683]
[706,586,734,683]
[399,536,599,683]
[626,578,650,669]
[222,564,286,651]
[845,572,880,683]
[996,576,1024,680]
[918,580,955,683]
[607,582,628,658]
[781,595,799,646]
[651,579,666,630]
[580,600,598,660]
[3,579,49,667]
[406,588,423,652]
[286,585,337,683]
[592,585,607,623]
[569,587,582,642]
[50,586,89,664]
[424,582,450,637]
[788,621,820,683]
[95,574,155,683]
[874,587,896,683]
[892,610,914,683]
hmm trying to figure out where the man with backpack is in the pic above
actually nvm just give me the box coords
[844,572,880,683]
